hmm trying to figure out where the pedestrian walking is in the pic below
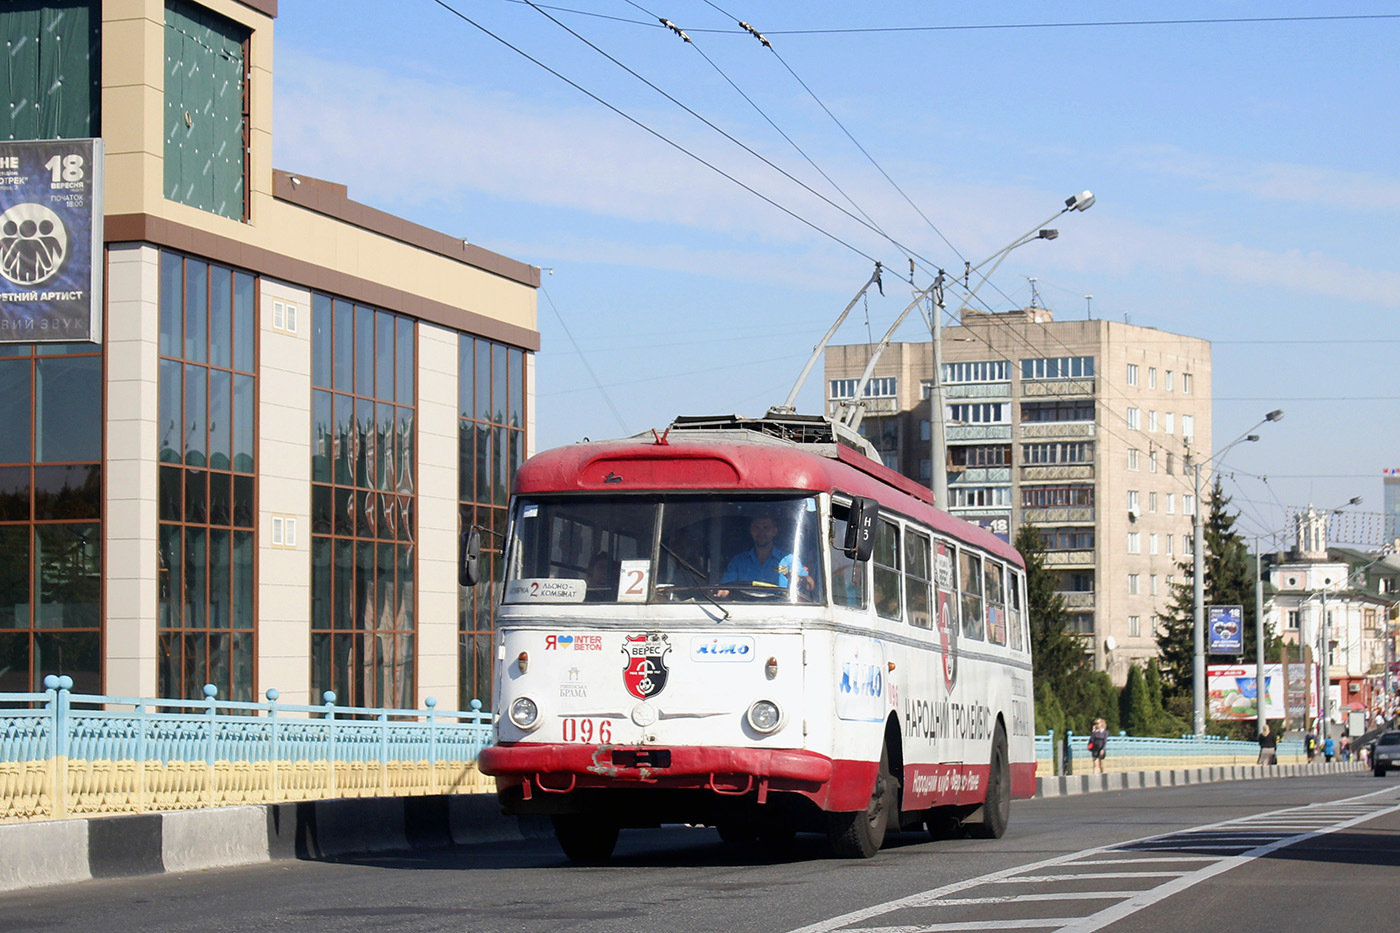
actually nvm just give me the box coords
[1323,735,1336,763]
[1088,718,1109,774]
[1257,724,1277,766]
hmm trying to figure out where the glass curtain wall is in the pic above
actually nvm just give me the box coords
[0,343,102,694]
[458,337,525,708]
[310,297,416,708]
[157,251,257,700]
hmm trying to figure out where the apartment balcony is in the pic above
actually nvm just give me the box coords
[944,382,1012,400]
[1022,378,1095,398]
[1057,591,1096,609]
[827,396,899,418]
[951,467,1012,484]
[1021,507,1096,524]
[1020,421,1096,440]
[1021,464,1095,482]
[1043,549,1096,567]
[946,424,1012,442]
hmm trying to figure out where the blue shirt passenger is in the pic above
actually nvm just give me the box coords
[721,515,813,594]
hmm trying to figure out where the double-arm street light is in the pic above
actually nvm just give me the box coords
[1189,409,1284,736]
[927,190,1095,506]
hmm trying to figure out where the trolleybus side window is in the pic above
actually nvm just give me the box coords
[828,500,868,609]
[959,548,984,641]
[873,518,902,621]
[934,537,959,634]
[985,560,1008,645]
[905,528,933,629]
[1008,568,1026,652]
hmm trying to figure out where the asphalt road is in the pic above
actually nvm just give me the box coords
[2,772,1395,933]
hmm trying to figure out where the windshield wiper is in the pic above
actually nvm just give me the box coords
[658,541,730,621]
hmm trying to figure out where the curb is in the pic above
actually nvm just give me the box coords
[1,762,1368,894]
[0,794,527,895]
[1032,761,1362,798]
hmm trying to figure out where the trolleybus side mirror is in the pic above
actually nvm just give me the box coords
[843,496,878,562]
[459,527,482,587]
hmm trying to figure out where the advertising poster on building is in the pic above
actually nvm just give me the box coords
[0,138,103,343]
[1207,604,1244,655]
[1208,663,1284,720]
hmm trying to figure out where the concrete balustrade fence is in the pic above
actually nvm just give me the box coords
[1034,728,1308,776]
[0,677,495,824]
[3,680,1342,825]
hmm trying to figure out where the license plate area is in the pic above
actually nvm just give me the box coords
[613,748,671,769]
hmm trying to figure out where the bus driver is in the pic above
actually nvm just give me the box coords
[719,512,814,597]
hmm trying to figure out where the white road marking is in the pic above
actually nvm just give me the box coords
[783,787,1400,933]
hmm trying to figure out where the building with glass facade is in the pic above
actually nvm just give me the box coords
[824,308,1212,681]
[1,0,539,709]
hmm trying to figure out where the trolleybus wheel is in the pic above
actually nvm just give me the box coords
[827,743,895,858]
[552,814,619,863]
[969,723,1010,839]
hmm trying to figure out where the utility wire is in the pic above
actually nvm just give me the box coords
[427,0,881,263]
[695,0,961,268]
[540,286,630,433]
[511,0,941,267]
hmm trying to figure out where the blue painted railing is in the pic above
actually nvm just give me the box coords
[0,676,496,821]
[1035,728,1307,775]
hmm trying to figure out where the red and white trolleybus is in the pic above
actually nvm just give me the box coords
[475,412,1035,860]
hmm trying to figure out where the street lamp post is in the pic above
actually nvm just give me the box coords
[927,190,1095,507]
[1190,409,1284,736]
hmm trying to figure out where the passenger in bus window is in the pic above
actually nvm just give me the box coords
[719,513,814,596]
[585,552,620,600]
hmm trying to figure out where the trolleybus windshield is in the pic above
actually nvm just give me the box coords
[504,495,825,605]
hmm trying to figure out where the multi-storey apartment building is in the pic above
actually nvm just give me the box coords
[824,307,1212,681]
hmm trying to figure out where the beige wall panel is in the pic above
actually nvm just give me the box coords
[256,280,311,703]
[416,323,461,709]
[104,244,161,698]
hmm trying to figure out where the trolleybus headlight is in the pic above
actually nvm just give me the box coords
[746,700,783,734]
[509,696,540,730]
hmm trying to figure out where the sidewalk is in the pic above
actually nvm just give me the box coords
[0,761,1365,894]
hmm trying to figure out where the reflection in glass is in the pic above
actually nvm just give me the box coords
[208,368,231,470]
[209,529,230,629]
[508,347,524,427]
[355,305,374,397]
[333,299,353,393]
[184,469,207,524]
[376,312,394,400]
[35,356,101,462]
[34,464,100,520]
[233,271,255,373]
[184,527,206,630]
[183,363,206,467]
[160,252,183,357]
[232,531,253,630]
[0,466,30,521]
[33,631,100,695]
[208,472,231,526]
[158,359,183,462]
[0,526,29,628]
[396,316,414,404]
[209,265,232,368]
[159,524,181,629]
[312,389,332,483]
[233,374,254,473]
[0,360,32,463]
[311,294,333,387]
[34,523,100,629]
[184,260,208,364]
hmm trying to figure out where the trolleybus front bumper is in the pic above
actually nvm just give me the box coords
[478,742,877,809]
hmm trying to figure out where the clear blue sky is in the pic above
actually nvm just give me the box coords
[272,2,1399,550]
